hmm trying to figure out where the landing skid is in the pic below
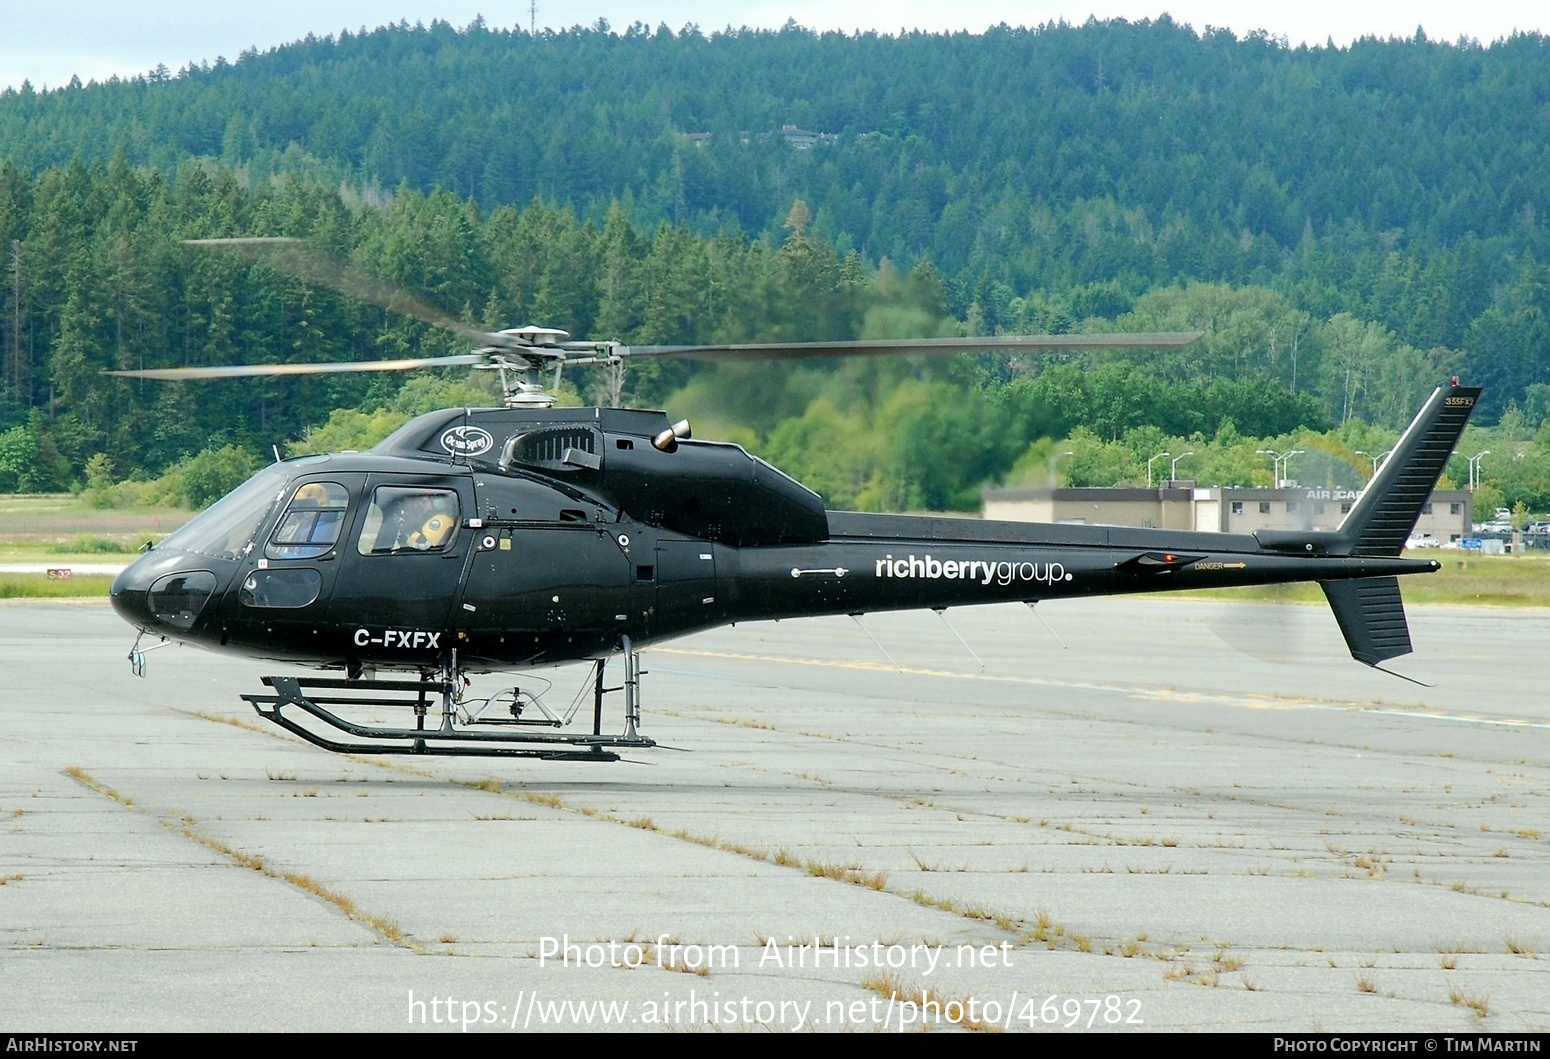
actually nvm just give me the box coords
[242,638,656,760]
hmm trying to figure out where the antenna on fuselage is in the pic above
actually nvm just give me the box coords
[933,608,985,671]
[848,613,901,672]
[1026,602,1068,649]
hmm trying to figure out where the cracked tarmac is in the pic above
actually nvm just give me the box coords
[2,596,1547,1032]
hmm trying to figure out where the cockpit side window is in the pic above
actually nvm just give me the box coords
[266,481,350,560]
[357,487,461,555]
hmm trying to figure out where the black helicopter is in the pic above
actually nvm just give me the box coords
[108,239,1479,761]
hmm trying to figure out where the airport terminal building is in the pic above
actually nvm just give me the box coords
[982,483,1473,542]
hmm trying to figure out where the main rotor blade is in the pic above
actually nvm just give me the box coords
[617,332,1204,363]
[183,237,519,350]
[107,354,491,380]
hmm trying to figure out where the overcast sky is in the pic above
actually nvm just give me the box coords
[4,1,1547,91]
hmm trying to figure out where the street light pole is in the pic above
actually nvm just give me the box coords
[1354,449,1392,480]
[1049,450,1075,487]
[1147,451,1170,488]
[1468,450,1490,492]
[1280,449,1304,488]
[1170,451,1194,482]
[1256,448,1276,485]
[1256,448,1304,488]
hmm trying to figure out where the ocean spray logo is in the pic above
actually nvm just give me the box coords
[440,425,494,456]
[875,553,1072,586]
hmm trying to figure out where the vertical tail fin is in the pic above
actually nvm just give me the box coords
[1321,381,1478,670]
[1337,383,1480,556]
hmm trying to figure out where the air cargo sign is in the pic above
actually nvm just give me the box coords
[875,553,1073,586]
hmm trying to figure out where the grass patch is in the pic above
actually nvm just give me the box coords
[0,574,113,598]
[708,715,777,730]
[1163,963,1222,987]
[905,888,1015,929]
[169,706,292,741]
[661,956,711,977]
[458,779,902,901]
[775,847,888,889]
[1448,985,1490,1017]
[47,534,140,554]
[64,764,417,950]
[806,860,888,890]
[860,972,998,1032]
[64,766,134,809]
[1215,948,1246,972]
[0,494,188,546]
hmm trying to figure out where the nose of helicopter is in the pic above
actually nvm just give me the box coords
[110,552,159,629]
[111,551,221,634]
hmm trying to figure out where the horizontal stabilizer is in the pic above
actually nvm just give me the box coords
[1321,577,1412,666]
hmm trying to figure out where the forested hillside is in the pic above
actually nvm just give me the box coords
[2,20,1548,512]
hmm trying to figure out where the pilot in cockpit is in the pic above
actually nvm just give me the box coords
[381,492,457,552]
